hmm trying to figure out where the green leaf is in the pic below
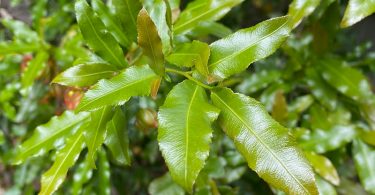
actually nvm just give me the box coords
[39,129,85,195]
[288,0,321,27]
[208,16,292,81]
[84,106,114,168]
[52,63,117,87]
[304,152,339,186]
[91,0,131,48]
[72,159,93,195]
[149,173,185,195]
[158,80,219,192]
[21,51,49,88]
[143,0,173,54]
[0,130,4,145]
[353,139,375,194]
[137,8,165,76]
[14,111,89,164]
[210,88,318,194]
[316,176,337,195]
[97,149,111,195]
[317,57,373,102]
[341,0,375,28]
[189,21,233,38]
[0,42,40,55]
[166,40,210,77]
[360,131,375,146]
[173,0,243,35]
[1,19,39,43]
[299,125,356,153]
[110,0,141,44]
[76,65,158,111]
[305,68,337,110]
[104,108,131,166]
[236,70,281,94]
[75,0,128,69]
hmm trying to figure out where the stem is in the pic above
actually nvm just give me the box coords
[166,68,214,90]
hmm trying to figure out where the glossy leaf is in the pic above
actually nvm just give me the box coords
[353,139,375,194]
[21,51,49,88]
[189,21,233,38]
[317,58,373,102]
[208,16,291,81]
[360,131,375,146]
[0,42,39,55]
[75,0,127,69]
[173,0,243,35]
[305,151,339,186]
[52,63,117,87]
[166,41,210,77]
[149,173,185,195]
[1,19,39,43]
[341,0,375,28]
[158,80,219,192]
[14,111,89,164]
[76,65,158,111]
[104,108,131,166]
[91,0,131,48]
[300,125,356,153]
[236,70,281,94]
[210,88,318,194]
[110,0,141,44]
[288,0,321,27]
[72,159,93,195]
[84,106,114,168]
[137,8,165,76]
[305,68,337,110]
[143,0,173,54]
[39,129,85,195]
[316,176,337,195]
[97,149,111,195]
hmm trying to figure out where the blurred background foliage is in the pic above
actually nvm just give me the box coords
[1,0,375,194]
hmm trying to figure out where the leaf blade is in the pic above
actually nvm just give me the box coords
[341,0,375,28]
[173,0,243,35]
[14,111,89,164]
[353,139,375,194]
[104,108,131,166]
[158,80,219,192]
[208,16,292,81]
[211,88,318,194]
[52,63,116,87]
[84,106,114,168]
[39,129,85,195]
[75,0,127,68]
[76,65,158,111]
[166,40,210,77]
[137,8,165,76]
[91,0,132,48]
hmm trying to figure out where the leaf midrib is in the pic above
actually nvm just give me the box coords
[19,116,87,157]
[174,1,233,33]
[144,16,160,68]
[184,85,199,187]
[111,118,127,161]
[95,2,130,46]
[212,92,310,194]
[43,132,84,194]
[208,18,288,69]
[60,71,115,79]
[78,73,155,110]
[83,10,124,67]
[89,107,107,163]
